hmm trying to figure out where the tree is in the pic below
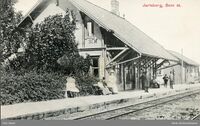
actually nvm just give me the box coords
[58,53,91,75]
[0,0,23,62]
[0,1,90,75]
[22,10,90,74]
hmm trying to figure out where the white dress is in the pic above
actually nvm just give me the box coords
[66,77,79,92]
[107,74,119,93]
[97,82,111,95]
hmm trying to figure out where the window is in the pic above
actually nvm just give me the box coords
[91,57,99,77]
[92,58,98,67]
[87,22,94,36]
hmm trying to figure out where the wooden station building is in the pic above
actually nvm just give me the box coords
[159,50,199,84]
[17,0,179,91]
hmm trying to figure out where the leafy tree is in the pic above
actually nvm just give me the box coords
[0,1,90,75]
[58,53,91,75]
[22,10,90,75]
[0,0,23,62]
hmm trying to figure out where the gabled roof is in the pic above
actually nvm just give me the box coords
[69,0,178,61]
[168,50,199,66]
[17,0,178,61]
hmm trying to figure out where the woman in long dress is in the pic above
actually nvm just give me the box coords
[107,69,118,94]
[97,79,112,95]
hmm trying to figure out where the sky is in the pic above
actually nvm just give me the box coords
[14,0,200,64]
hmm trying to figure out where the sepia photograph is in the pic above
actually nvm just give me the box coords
[1,0,200,126]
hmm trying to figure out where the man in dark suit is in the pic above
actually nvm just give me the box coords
[140,72,149,93]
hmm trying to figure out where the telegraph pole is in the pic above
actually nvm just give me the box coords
[181,48,184,84]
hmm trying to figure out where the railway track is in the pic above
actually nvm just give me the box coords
[191,113,200,120]
[72,89,200,120]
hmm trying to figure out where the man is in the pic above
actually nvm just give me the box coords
[169,71,174,89]
[140,72,149,93]
[163,74,169,88]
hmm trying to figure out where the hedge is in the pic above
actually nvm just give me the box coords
[0,71,98,105]
[0,71,66,105]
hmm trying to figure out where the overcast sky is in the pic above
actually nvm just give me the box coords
[15,0,200,64]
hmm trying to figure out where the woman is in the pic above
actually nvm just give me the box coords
[107,69,118,94]
[65,77,79,98]
[97,79,112,95]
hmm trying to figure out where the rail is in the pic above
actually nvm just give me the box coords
[72,89,200,120]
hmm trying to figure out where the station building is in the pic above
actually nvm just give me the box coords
[18,0,180,91]
[158,50,199,84]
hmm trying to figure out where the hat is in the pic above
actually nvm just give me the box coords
[110,69,115,73]
[110,70,115,73]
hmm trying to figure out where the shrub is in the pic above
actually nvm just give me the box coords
[75,75,99,96]
[0,71,66,105]
[20,11,78,72]
[0,71,99,105]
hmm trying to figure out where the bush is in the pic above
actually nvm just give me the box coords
[75,75,99,96]
[0,71,99,105]
[0,71,66,105]
[20,11,78,72]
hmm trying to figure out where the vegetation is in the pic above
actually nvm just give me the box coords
[0,1,98,105]
[7,11,90,75]
[0,0,23,62]
[0,72,65,105]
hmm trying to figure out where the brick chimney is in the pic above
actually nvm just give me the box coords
[111,0,120,16]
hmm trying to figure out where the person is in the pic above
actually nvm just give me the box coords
[140,72,149,93]
[102,77,107,87]
[96,78,112,95]
[150,78,160,88]
[107,69,118,94]
[163,74,169,88]
[169,71,174,89]
[65,77,80,98]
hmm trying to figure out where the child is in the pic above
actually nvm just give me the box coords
[65,77,79,98]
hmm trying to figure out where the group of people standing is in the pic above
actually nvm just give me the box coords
[163,71,175,89]
[139,70,175,93]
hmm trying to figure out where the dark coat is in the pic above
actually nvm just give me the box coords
[140,74,149,87]
[163,76,168,82]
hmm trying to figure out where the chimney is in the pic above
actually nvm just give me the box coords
[56,0,59,6]
[111,0,120,16]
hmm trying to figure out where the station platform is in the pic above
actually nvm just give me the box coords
[1,83,200,120]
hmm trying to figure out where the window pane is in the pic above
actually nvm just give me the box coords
[87,22,92,36]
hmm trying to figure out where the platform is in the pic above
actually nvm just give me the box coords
[1,83,200,120]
